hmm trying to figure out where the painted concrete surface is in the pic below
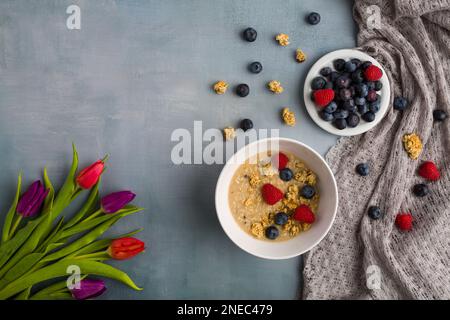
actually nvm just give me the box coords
[0,0,355,299]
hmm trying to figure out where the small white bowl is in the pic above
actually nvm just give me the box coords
[304,49,391,136]
[215,138,338,260]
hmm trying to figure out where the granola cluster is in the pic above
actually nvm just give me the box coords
[268,80,284,94]
[402,133,422,160]
[296,49,307,63]
[213,81,228,94]
[275,33,290,46]
[282,107,296,126]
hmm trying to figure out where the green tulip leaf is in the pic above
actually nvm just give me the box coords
[0,216,44,269]
[0,259,142,299]
[14,287,32,300]
[63,180,100,230]
[1,252,45,286]
[42,168,55,214]
[1,173,22,243]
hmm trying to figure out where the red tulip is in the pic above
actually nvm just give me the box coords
[76,160,104,189]
[108,237,145,260]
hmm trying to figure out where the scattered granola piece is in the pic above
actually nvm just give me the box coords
[296,49,307,63]
[282,107,296,126]
[402,133,422,160]
[223,127,236,141]
[268,80,284,94]
[213,81,228,94]
[250,222,264,238]
[275,33,290,46]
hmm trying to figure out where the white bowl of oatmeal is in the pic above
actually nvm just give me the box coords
[215,138,338,260]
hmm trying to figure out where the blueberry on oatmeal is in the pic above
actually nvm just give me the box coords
[274,212,289,225]
[265,226,279,240]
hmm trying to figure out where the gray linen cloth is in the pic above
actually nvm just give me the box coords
[302,0,450,299]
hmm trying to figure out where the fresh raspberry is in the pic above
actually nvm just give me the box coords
[293,205,315,224]
[364,65,383,81]
[418,161,440,181]
[261,183,283,205]
[272,152,289,170]
[395,213,413,231]
[313,89,335,107]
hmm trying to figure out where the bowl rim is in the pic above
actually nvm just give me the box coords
[303,48,391,136]
[215,137,339,259]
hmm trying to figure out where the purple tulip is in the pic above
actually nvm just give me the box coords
[16,180,49,218]
[70,279,106,300]
[101,191,136,214]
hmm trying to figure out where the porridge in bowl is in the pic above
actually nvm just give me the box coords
[228,151,319,241]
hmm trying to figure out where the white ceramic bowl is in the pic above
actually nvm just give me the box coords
[304,49,391,136]
[215,138,338,260]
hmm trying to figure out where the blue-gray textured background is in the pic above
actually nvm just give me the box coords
[0,0,355,299]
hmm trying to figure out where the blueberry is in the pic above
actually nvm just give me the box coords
[334,118,347,130]
[279,168,293,181]
[324,81,334,89]
[307,12,321,25]
[351,69,364,84]
[374,81,383,91]
[356,163,369,176]
[362,111,376,122]
[248,61,263,74]
[355,97,366,106]
[361,61,372,69]
[274,213,289,226]
[368,101,380,113]
[236,84,250,97]
[358,104,369,115]
[433,109,448,121]
[343,100,357,112]
[413,183,429,197]
[240,119,254,131]
[366,90,377,102]
[333,59,346,72]
[333,109,349,119]
[366,81,376,91]
[393,96,408,110]
[338,88,352,101]
[320,67,332,77]
[329,71,340,82]
[344,61,357,73]
[300,185,315,199]
[355,83,368,97]
[346,113,360,128]
[311,77,327,90]
[265,226,279,240]
[243,27,257,42]
[323,101,338,113]
[319,110,334,121]
[368,206,382,220]
[351,58,362,68]
[336,75,351,88]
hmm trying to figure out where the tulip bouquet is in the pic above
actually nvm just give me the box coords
[0,145,145,300]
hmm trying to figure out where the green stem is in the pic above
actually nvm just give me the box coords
[82,209,103,222]
[8,215,22,239]
[73,251,107,260]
